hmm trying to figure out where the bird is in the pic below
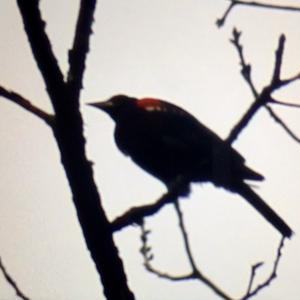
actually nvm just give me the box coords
[88,94,292,238]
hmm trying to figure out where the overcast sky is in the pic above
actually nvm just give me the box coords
[1,1,300,299]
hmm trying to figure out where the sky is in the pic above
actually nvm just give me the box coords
[0,1,300,299]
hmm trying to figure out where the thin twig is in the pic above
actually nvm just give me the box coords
[227,28,260,143]
[174,201,234,300]
[227,29,300,144]
[271,34,285,85]
[245,262,264,295]
[265,105,300,143]
[279,72,300,88]
[174,200,197,271]
[0,257,31,300]
[216,2,235,27]
[230,28,258,98]
[139,221,233,300]
[241,237,286,300]
[272,99,300,109]
[232,0,300,12]
[0,86,54,126]
[217,0,300,27]
[140,221,194,281]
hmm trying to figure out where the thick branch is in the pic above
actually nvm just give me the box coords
[16,1,135,299]
[0,86,54,126]
[16,0,65,110]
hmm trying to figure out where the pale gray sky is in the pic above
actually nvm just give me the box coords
[0,1,300,299]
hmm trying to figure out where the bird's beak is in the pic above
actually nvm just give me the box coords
[87,100,113,111]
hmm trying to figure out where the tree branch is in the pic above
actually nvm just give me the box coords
[217,0,300,27]
[271,34,285,86]
[265,105,300,143]
[174,200,197,272]
[0,86,54,126]
[227,29,300,144]
[111,180,190,232]
[272,99,300,109]
[0,256,30,300]
[139,221,288,300]
[16,0,65,110]
[245,262,264,296]
[15,1,135,299]
[67,0,96,100]
[230,28,258,98]
[139,220,233,300]
[241,237,286,299]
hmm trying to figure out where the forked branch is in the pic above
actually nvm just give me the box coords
[139,220,287,300]
[227,29,300,144]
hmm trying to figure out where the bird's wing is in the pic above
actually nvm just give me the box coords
[145,105,246,164]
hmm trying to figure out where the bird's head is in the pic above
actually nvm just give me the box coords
[87,95,138,121]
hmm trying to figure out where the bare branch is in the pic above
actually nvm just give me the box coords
[175,200,234,300]
[271,34,285,86]
[265,105,300,143]
[139,221,193,281]
[0,256,30,300]
[272,99,300,109]
[139,221,233,300]
[16,2,136,299]
[0,86,54,126]
[241,237,286,299]
[278,72,300,88]
[139,220,288,300]
[230,28,258,98]
[16,0,65,107]
[111,180,190,232]
[67,0,97,100]
[216,2,235,27]
[174,200,197,272]
[227,30,300,144]
[227,29,260,143]
[217,0,300,27]
[232,0,300,12]
[245,262,264,296]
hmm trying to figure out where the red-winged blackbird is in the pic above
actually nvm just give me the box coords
[88,95,292,238]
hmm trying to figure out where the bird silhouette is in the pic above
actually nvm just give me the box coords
[88,95,292,238]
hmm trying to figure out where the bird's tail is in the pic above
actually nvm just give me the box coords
[233,181,292,238]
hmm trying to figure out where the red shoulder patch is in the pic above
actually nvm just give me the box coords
[137,98,164,111]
